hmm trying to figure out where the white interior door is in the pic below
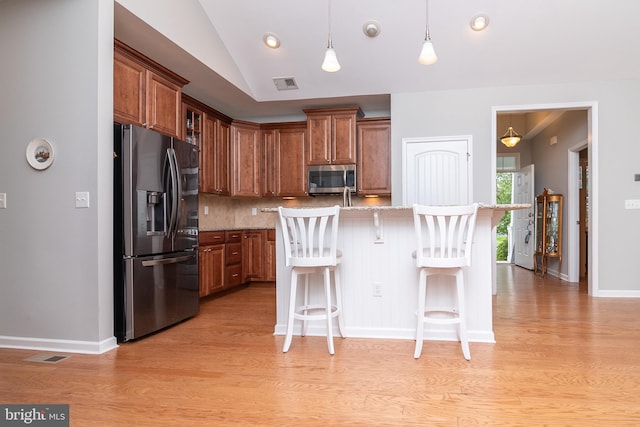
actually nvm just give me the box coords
[513,164,535,269]
[402,136,471,206]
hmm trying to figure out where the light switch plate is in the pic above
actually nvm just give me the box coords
[75,191,90,208]
[0,193,6,209]
[624,199,640,209]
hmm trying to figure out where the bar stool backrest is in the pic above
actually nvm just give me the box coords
[412,203,479,269]
[278,205,341,268]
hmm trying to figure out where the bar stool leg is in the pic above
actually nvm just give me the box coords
[333,266,345,338]
[301,273,310,337]
[414,269,427,359]
[456,270,471,360]
[283,269,298,353]
[324,267,335,355]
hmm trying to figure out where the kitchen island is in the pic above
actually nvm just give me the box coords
[266,204,529,344]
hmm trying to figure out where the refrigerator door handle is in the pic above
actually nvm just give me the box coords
[171,146,183,228]
[166,147,179,238]
[141,254,193,267]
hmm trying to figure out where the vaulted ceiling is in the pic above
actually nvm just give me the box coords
[114,0,640,123]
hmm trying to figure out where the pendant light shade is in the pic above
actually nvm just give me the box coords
[322,44,341,72]
[418,0,438,65]
[418,40,438,65]
[322,0,341,72]
[500,126,522,148]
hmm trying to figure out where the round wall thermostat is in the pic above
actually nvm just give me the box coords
[26,137,55,170]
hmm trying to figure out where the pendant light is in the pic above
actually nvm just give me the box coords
[500,126,522,148]
[321,0,341,72]
[418,0,438,65]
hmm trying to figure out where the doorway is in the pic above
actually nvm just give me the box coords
[492,102,598,296]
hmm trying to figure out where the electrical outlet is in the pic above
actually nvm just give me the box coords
[75,191,90,208]
[0,193,6,209]
[251,207,258,216]
[373,282,383,297]
[204,205,209,215]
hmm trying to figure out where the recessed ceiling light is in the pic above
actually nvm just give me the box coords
[470,14,489,31]
[263,32,280,49]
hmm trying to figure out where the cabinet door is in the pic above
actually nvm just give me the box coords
[215,120,231,196]
[114,51,146,126]
[146,71,182,138]
[265,229,276,281]
[357,119,391,195]
[332,112,357,164]
[243,230,265,281]
[306,114,331,165]
[198,244,225,297]
[277,126,307,196]
[231,123,261,197]
[201,115,217,193]
[261,129,277,196]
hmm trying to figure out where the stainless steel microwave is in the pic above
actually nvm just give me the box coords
[308,164,356,194]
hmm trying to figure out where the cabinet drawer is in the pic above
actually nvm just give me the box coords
[225,242,242,265]
[225,230,243,243]
[226,264,243,287]
[199,231,225,246]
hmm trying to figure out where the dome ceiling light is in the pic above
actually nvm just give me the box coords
[362,20,381,38]
[263,32,280,49]
[470,14,490,31]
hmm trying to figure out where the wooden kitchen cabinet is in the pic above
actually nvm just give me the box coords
[261,122,307,197]
[242,230,265,281]
[183,95,231,195]
[182,102,202,147]
[198,231,225,297]
[357,118,391,196]
[114,40,187,138]
[265,229,276,281]
[231,121,261,197]
[304,106,362,165]
[225,231,244,288]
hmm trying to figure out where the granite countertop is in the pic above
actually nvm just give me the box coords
[261,204,530,213]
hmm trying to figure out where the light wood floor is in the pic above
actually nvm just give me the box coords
[1,265,640,426]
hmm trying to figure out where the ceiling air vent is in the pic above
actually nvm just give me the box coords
[273,77,298,91]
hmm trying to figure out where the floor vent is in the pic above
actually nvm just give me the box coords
[273,77,298,90]
[24,353,70,364]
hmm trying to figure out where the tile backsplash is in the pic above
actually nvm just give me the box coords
[198,193,391,230]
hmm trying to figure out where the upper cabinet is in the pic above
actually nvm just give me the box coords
[304,106,363,165]
[261,122,307,197]
[357,118,391,196]
[113,40,188,138]
[231,121,261,197]
[183,95,231,196]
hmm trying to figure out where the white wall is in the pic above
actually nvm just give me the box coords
[0,0,116,353]
[391,80,640,294]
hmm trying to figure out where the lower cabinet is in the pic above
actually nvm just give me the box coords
[242,229,265,281]
[225,231,243,288]
[199,229,275,297]
[198,231,225,297]
[265,229,276,281]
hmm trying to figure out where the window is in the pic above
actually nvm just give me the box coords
[496,154,520,172]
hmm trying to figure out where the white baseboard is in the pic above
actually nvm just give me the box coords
[596,290,640,298]
[0,335,118,354]
[273,324,495,343]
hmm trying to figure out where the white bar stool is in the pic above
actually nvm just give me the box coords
[278,205,345,355]
[412,203,479,360]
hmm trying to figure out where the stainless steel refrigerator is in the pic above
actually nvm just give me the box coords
[114,123,199,342]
